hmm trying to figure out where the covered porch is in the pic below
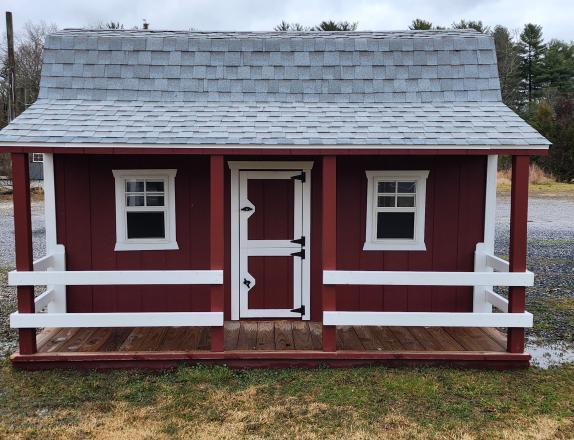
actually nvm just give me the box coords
[7,151,534,369]
[12,322,528,369]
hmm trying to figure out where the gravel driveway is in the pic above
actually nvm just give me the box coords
[1,193,573,365]
[0,199,45,268]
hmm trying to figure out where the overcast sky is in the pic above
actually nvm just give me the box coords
[3,0,574,41]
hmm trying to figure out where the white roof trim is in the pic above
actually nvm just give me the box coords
[0,142,550,150]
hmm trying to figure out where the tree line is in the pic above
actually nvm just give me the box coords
[0,18,573,180]
[406,18,573,180]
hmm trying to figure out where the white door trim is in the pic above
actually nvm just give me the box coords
[229,161,313,320]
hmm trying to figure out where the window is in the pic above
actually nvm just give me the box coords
[364,170,429,251]
[32,153,43,163]
[113,169,178,251]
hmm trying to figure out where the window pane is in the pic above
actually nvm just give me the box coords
[377,195,395,207]
[126,180,144,192]
[376,212,415,239]
[146,180,164,192]
[377,181,396,193]
[397,195,415,207]
[146,195,165,206]
[127,212,165,239]
[126,195,145,206]
[397,181,416,193]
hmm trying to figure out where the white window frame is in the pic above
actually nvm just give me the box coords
[32,153,44,163]
[364,170,429,251]
[112,169,178,251]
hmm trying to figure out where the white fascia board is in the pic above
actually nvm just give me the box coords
[323,270,534,287]
[9,270,223,286]
[10,311,224,328]
[0,142,551,150]
[323,311,533,328]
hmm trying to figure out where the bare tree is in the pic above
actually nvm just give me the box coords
[0,21,57,175]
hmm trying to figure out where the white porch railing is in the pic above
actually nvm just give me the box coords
[322,243,533,328]
[9,245,224,329]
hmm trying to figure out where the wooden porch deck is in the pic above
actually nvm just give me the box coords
[11,321,530,369]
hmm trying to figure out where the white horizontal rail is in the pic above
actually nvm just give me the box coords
[32,254,56,272]
[485,289,509,313]
[10,311,224,328]
[323,270,533,287]
[34,289,55,313]
[485,254,510,272]
[9,270,223,286]
[323,311,533,328]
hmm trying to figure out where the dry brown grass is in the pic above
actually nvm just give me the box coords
[1,363,573,440]
[497,163,555,186]
[497,163,574,195]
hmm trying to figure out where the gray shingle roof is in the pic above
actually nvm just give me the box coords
[0,29,549,148]
[38,29,501,103]
[0,100,548,147]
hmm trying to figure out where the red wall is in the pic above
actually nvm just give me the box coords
[55,154,485,320]
[55,155,211,314]
[331,156,486,318]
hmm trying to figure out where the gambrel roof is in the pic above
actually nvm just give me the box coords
[0,29,549,149]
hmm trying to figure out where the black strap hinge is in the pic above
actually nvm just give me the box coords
[290,305,305,315]
[290,236,306,246]
[291,172,306,183]
[290,249,305,259]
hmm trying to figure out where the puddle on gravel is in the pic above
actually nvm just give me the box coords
[527,338,574,368]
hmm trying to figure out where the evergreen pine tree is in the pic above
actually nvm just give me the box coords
[519,23,546,102]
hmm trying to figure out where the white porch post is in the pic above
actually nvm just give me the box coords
[42,153,67,313]
[473,155,497,313]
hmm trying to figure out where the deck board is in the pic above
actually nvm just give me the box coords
[308,322,323,350]
[388,327,425,351]
[34,323,508,354]
[236,322,258,350]
[292,322,314,350]
[256,321,275,350]
[224,321,240,351]
[274,321,295,350]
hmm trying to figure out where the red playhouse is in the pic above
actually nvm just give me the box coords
[0,29,549,369]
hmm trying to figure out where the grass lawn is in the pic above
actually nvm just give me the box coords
[1,189,573,439]
[497,181,574,196]
[1,361,573,439]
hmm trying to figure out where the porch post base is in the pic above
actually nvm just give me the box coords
[322,326,336,352]
[210,327,225,352]
[18,329,37,355]
[507,328,525,353]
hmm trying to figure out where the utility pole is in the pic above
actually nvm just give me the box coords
[6,11,17,122]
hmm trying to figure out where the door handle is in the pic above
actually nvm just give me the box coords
[241,206,253,212]
[243,278,251,288]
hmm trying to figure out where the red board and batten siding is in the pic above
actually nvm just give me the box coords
[55,155,211,314]
[333,156,486,316]
[54,154,486,320]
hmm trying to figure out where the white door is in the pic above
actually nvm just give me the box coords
[231,164,312,320]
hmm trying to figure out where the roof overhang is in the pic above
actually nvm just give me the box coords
[0,142,550,156]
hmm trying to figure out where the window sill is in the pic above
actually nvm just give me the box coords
[114,242,179,252]
[363,242,427,251]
